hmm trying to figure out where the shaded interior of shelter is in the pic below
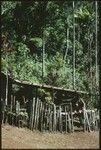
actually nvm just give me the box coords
[1,72,83,107]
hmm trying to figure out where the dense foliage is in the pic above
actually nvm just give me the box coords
[1,1,99,108]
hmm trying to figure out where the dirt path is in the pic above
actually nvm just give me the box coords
[2,124,99,149]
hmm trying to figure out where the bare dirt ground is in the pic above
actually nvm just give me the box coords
[2,124,99,149]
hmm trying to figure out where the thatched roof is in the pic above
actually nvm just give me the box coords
[1,71,89,95]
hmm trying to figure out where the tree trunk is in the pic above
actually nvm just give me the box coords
[73,1,76,90]
[42,30,45,78]
[95,1,98,89]
[64,26,69,63]
[5,53,8,106]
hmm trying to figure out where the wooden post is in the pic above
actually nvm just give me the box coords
[1,98,5,124]
[34,87,38,129]
[14,95,15,106]
[44,104,47,131]
[49,105,52,132]
[16,101,20,114]
[23,96,26,107]
[85,110,91,132]
[70,102,74,132]
[36,98,40,130]
[59,106,62,132]
[53,104,56,132]
[65,106,67,133]
[39,101,42,131]
[16,101,20,126]
[50,111,52,132]
[40,103,44,132]
[47,104,49,130]
[5,72,8,106]
[56,106,59,131]
[68,112,71,132]
[83,104,86,132]
[92,110,95,131]
[49,105,51,132]
[31,98,35,130]
[46,105,48,130]
[11,95,13,112]
[34,98,38,129]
